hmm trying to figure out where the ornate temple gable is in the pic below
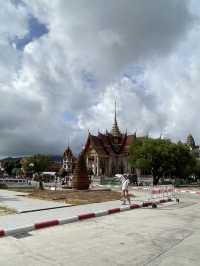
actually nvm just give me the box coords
[83,132,127,157]
[89,148,98,155]
[84,133,108,157]
[105,132,127,154]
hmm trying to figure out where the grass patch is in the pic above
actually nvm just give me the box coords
[0,206,16,216]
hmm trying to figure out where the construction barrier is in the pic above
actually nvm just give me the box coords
[142,185,175,203]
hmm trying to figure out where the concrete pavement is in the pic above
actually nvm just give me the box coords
[0,193,199,266]
[0,187,173,237]
[0,185,190,237]
[0,189,71,213]
[0,199,160,236]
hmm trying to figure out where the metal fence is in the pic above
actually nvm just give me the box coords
[143,185,176,202]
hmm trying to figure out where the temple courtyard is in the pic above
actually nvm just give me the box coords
[0,192,200,266]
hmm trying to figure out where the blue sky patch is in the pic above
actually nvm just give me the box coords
[11,0,24,7]
[14,15,48,50]
[63,112,77,123]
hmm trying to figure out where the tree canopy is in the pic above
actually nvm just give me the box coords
[3,160,21,176]
[21,154,51,174]
[129,138,196,185]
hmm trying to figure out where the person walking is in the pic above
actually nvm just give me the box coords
[121,174,131,205]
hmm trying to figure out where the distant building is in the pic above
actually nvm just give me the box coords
[48,160,62,172]
[186,133,200,157]
[63,146,76,174]
[41,155,62,173]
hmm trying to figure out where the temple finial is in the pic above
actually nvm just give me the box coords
[111,100,121,137]
[114,100,117,122]
[67,136,70,147]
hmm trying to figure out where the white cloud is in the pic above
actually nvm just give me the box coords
[0,0,199,156]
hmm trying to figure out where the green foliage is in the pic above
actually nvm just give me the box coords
[21,154,51,174]
[20,154,51,190]
[11,167,23,176]
[193,159,200,180]
[3,160,21,176]
[129,138,196,185]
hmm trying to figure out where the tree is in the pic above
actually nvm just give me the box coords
[3,160,21,176]
[168,142,196,179]
[129,138,195,185]
[21,154,51,189]
[11,167,23,177]
[193,159,200,181]
[21,155,50,173]
[3,161,16,176]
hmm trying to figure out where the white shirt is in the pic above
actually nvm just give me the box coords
[122,178,129,190]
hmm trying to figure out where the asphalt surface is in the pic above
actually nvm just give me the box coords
[0,193,200,266]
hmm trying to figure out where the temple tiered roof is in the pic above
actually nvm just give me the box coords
[84,132,137,156]
[63,146,75,159]
[83,102,138,156]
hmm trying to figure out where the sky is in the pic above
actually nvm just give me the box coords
[0,0,200,157]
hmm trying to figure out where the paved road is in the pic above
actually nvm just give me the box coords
[0,193,200,266]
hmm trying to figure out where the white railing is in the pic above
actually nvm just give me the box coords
[143,185,175,202]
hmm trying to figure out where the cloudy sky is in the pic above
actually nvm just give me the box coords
[0,0,200,157]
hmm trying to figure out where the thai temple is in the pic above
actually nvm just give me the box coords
[62,107,200,178]
[82,103,136,176]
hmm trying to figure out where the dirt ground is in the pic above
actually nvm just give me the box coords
[24,189,122,205]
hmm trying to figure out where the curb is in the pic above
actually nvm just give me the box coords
[0,199,172,238]
[18,204,73,214]
[131,187,200,196]
[175,189,200,195]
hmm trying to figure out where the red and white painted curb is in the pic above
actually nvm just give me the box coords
[132,186,200,196]
[175,189,200,195]
[0,199,173,238]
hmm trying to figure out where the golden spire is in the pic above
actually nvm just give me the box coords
[111,100,121,137]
